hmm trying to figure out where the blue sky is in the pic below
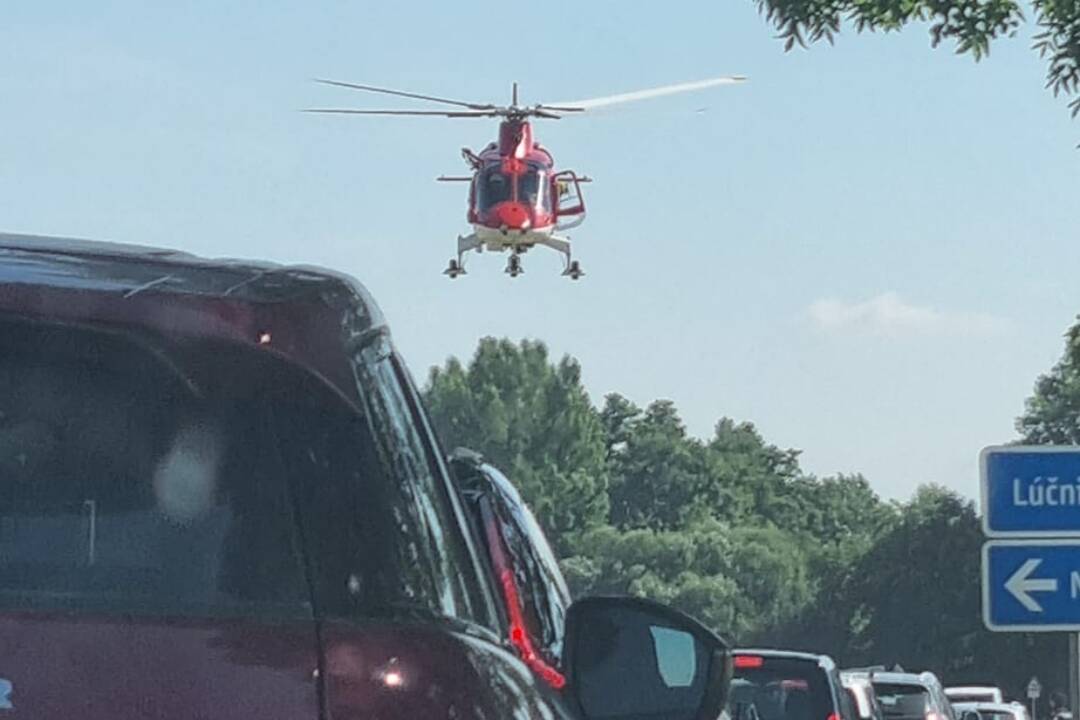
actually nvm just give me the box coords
[3,1,1078,500]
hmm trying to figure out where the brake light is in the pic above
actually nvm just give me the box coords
[828,713,841,720]
[734,655,765,669]
[482,510,567,691]
[499,568,567,690]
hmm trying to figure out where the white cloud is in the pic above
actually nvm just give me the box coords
[807,292,1010,338]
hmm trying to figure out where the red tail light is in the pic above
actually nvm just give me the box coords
[828,713,841,720]
[734,655,765,669]
[483,512,567,691]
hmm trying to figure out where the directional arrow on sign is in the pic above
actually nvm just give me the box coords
[1005,559,1059,612]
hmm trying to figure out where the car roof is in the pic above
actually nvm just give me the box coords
[0,231,384,308]
[735,648,837,670]
[948,688,1003,695]
[953,704,1021,713]
[865,671,939,687]
[0,232,388,409]
[448,448,527,508]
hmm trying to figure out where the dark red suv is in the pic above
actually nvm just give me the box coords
[0,233,731,720]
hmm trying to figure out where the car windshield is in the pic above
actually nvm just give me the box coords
[0,320,458,619]
[874,684,930,720]
[729,658,833,720]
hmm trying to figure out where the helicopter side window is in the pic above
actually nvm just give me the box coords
[477,167,512,211]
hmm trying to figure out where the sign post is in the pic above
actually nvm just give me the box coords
[982,446,1080,717]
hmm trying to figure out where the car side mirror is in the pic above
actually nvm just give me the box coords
[563,595,732,720]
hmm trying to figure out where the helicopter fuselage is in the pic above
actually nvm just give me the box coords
[468,119,559,239]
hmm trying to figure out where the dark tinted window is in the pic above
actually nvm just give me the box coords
[0,320,479,622]
[730,657,835,720]
[351,339,490,624]
[0,324,309,617]
[874,684,930,720]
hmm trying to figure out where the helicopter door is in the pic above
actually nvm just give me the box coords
[552,171,585,221]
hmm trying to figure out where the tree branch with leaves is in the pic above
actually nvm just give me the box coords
[756,0,1080,116]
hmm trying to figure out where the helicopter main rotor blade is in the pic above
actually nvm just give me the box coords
[314,79,497,110]
[302,108,496,118]
[540,75,747,112]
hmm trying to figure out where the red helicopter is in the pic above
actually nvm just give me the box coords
[306,75,745,279]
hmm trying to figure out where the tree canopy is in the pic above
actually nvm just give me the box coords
[424,335,1071,698]
[1018,316,1080,442]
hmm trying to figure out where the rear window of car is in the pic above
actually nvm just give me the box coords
[0,319,477,621]
[874,684,930,720]
[729,656,835,720]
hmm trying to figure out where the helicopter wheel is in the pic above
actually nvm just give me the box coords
[506,254,523,278]
[444,259,464,279]
[564,260,584,280]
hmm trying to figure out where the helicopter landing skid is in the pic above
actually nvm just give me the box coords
[444,232,582,280]
[444,233,482,278]
[534,234,584,280]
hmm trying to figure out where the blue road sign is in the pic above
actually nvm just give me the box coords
[981,446,1080,537]
[983,540,1080,631]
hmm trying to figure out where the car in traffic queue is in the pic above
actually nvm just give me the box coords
[865,671,956,720]
[946,689,1006,706]
[951,702,1031,720]
[446,448,572,689]
[842,672,887,720]
[728,649,858,720]
[0,232,734,720]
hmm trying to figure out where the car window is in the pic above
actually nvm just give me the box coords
[730,656,835,720]
[351,338,493,625]
[875,684,931,720]
[0,321,478,621]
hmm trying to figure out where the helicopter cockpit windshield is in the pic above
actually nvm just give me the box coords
[476,163,551,214]
[477,166,512,211]
[517,166,551,213]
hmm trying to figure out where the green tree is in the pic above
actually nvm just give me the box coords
[724,524,816,630]
[559,522,757,639]
[708,419,803,526]
[425,338,609,542]
[755,0,1080,118]
[786,473,896,545]
[1018,316,1080,443]
[606,399,715,531]
[842,485,984,670]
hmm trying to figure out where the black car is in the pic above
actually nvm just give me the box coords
[729,649,858,720]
